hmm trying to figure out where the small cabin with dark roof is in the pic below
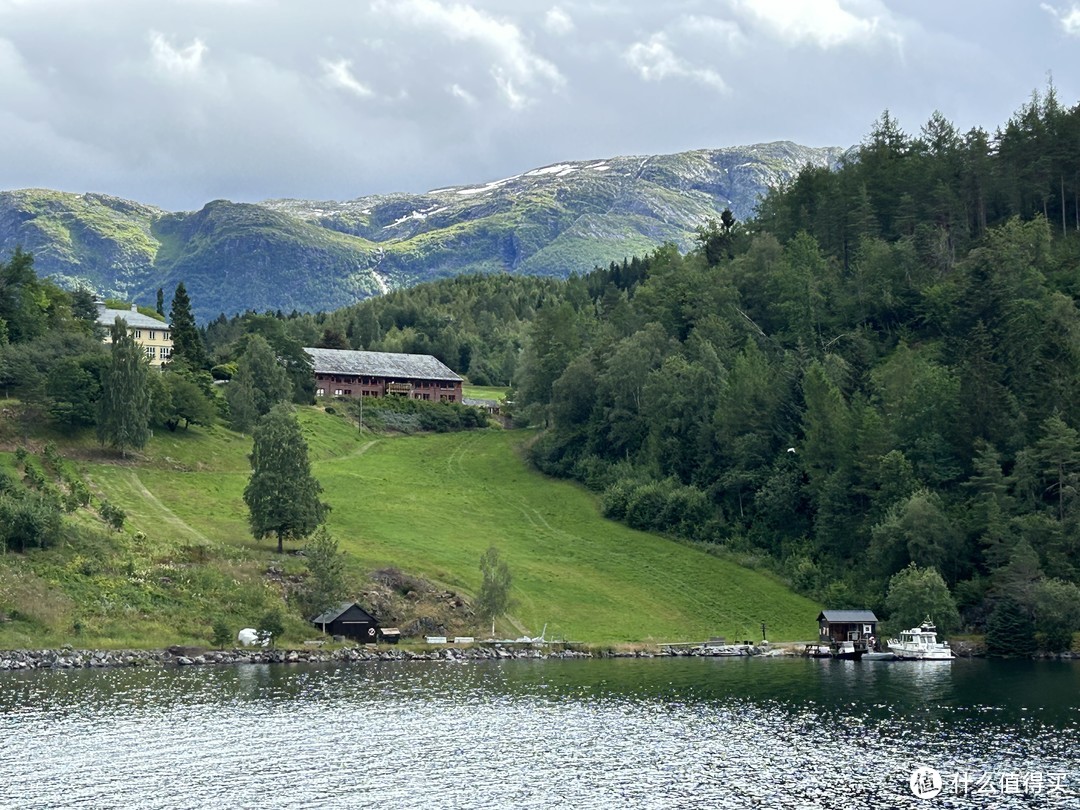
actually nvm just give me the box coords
[817,610,879,646]
[311,602,380,641]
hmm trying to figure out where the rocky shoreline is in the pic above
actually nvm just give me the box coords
[2,642,1074,671]
[0,642,783,671]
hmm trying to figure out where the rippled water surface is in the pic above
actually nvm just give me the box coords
[1,657,1078,808]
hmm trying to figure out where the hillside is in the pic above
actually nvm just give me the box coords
[0,409,818,647]
[0,142,842,320]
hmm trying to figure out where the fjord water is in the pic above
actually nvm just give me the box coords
[1,658,1077,809]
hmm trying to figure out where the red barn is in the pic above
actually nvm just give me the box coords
[305,347,463,403]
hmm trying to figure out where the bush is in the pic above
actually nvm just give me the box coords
[257,608,285,647]
[624,482,669,530]
[99,501,126,532]
[0,493,64,552]
[211,618,233,650]
[601,479,638,521]
[211,363,237,381]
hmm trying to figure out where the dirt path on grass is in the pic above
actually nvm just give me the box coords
[127,471,214,546]
[322,439,380,465]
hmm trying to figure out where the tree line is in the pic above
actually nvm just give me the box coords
[181,88,1080,649]
[505,88,1080,652]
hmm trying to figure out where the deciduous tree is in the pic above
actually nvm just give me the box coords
[299,527,348,617]
[96,318,151,458]
[243,404,327,553]
[884,563,961,635]
[226,334,292,433]
[476,545,513,635]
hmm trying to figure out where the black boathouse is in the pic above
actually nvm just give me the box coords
[311,602,380,641]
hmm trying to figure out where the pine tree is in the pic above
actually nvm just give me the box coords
[226,334,292,433]
[156,288,165,316]
[243,404,327,553]
[96,318,151,458]
[985,598,1036,657]
[169,282,207,369]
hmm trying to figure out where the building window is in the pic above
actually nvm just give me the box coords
[344,389,352,396]
[145,346,156,359]
[163,331,170,340]
[335,389,344,396]
[134,330,142,339]
[149,331,156,340]
[160,347,172,359]
[316,388,325,397]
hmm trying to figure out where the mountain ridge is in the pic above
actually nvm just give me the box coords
[0,140,843,320]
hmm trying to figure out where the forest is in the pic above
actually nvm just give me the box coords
[3,87,1080,652]
[282,88,1080,651]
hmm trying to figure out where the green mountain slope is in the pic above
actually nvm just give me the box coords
[0,142,842,320]
[0,411,818,647]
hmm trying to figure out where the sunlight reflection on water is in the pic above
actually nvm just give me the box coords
[1,657,1077,809]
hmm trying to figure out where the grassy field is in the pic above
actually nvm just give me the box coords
[0,408,819,646]
[461,385,508,402]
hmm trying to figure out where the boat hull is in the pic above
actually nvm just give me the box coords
[890,649,954,661]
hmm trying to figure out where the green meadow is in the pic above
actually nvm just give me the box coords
[1,408,819,646]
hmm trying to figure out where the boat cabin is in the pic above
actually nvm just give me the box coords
[817,610,879,649]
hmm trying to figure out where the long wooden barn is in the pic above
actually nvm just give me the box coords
[304,347,463,403]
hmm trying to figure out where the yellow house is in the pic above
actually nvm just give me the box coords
[95,303,174,368]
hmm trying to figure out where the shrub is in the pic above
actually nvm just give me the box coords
[624,482,670,531]
[211,618,233,650]
[211,363,237,381]
[0,493,64,552]
[601,479,638,521]
[99,501,126,532]
[257,608,285,647]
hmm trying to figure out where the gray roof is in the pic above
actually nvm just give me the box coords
[311,602,357,624]
[818,610,879,623]
[304,347,462,382]
[96,304,170,331]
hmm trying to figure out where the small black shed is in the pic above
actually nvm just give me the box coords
[311,602,380,641]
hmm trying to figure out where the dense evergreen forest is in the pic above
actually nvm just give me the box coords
[4,87,1080,651]
[224,88,1080,650]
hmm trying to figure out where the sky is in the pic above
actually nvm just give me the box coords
[1,0,1078,211]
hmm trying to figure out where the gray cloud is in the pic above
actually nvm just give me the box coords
[0,0,1075,210]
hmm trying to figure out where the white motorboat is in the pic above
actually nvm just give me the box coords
[887,619,955,660]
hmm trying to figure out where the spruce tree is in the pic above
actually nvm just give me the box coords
[985,598,1037,657]
[96,317,151,458]
[243,404,327,553]
[226,334,292,433]
[169,282,207,369]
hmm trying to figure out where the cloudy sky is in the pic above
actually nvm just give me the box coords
[2,0,1078,211]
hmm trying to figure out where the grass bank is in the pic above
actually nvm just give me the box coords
[0,407,818,647]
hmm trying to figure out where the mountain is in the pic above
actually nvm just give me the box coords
[0,141,842,320]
